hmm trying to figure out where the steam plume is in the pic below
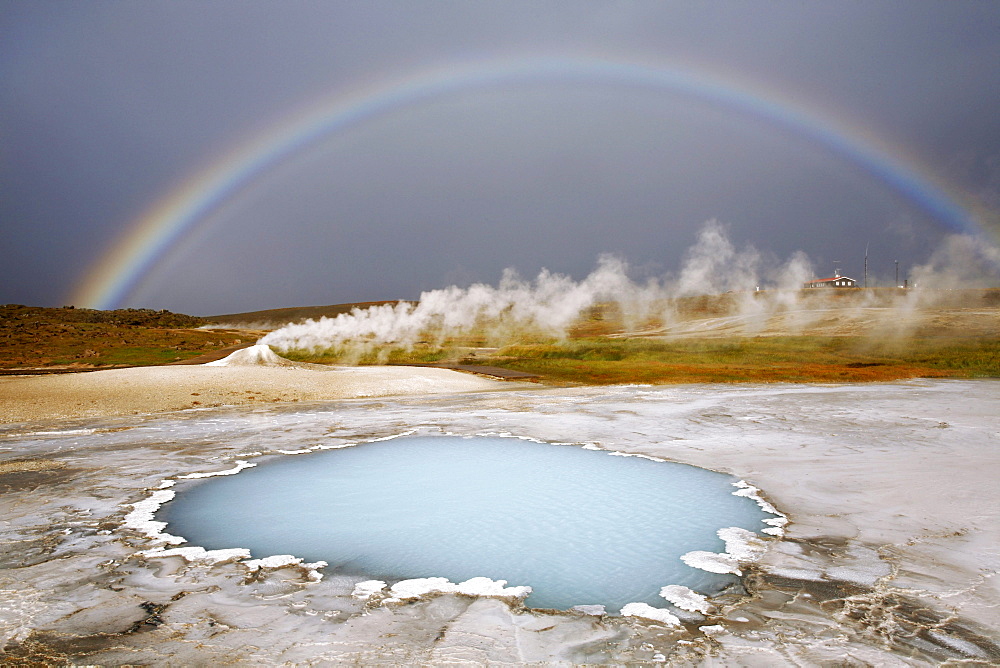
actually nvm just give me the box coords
[261,220,813,355]
[259,221,1000,357]
[260,255,632,357]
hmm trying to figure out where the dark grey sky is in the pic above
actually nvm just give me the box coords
[2,0,999,315]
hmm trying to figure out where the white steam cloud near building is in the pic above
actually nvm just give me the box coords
[259,220,1000,358]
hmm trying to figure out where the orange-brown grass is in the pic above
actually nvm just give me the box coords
[497,359,953,385]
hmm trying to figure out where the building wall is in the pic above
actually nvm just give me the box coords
[804,278,857,288]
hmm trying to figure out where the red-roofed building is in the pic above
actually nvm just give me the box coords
[803,274,858,289]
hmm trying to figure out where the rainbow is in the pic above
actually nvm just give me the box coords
[71,55,987,309]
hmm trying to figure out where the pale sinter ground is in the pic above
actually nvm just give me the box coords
[0,345,509,424]
[0,342,997,664]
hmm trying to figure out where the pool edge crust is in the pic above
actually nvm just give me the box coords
[131,432,786,618]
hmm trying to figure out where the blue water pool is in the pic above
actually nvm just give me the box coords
[157,435,775,610]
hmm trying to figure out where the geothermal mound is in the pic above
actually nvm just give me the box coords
[204,344,318,368]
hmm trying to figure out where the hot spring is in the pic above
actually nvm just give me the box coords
[157,435,778,611]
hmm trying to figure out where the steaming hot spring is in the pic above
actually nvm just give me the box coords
[7,336,999,665]
[155,433,781,614]
[6,305,998,666]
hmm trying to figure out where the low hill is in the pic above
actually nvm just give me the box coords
[0,305,247,370]
[0,302,403,371]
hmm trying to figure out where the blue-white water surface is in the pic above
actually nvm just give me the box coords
[159,435,773,610]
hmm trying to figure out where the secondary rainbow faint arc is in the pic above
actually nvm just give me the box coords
[72,55,982,310]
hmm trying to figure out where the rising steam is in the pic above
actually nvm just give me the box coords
[259,220,1000,358]
[260,254,638,357]
[262,221,800,355]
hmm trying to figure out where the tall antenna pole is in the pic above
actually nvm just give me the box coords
[895,260,899,288]
[864,243,869,288]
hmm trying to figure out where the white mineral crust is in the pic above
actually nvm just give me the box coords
[620,602,682,626]
[659,585,712,613]
[1,379,998,665]
[204,343,311,367]
[680,550,741,575]
[384,577,531,603]
[351,580,387,600]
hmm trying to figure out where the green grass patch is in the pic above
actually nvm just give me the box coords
[280,344,457,366]
[487,337,1000,384]
[277,336,1000,383]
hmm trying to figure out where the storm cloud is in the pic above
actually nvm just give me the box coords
[2,1,998,314]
